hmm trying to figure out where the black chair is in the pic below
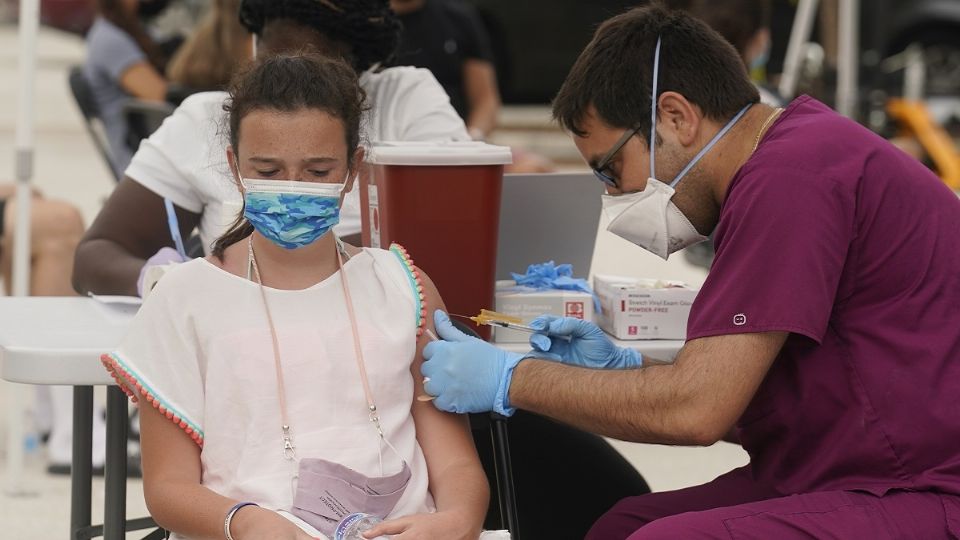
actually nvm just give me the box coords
[68,65,121,182]
[122,99,175,153]
[452,320,521,538]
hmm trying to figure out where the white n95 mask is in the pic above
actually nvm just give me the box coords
[602,179,706,259]
[604,36,751,260]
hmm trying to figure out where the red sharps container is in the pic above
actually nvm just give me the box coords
[360,142,513,340]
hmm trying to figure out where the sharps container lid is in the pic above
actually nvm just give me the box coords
[365,141,514,166]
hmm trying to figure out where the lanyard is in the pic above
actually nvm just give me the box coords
[164,198,187,259]
[247,236,385,461]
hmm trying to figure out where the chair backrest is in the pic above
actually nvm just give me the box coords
[122,99,175,153]
[68,65,100,120]
[67,65,121,181]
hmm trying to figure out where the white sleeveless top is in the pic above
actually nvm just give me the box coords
[103,246,434,539]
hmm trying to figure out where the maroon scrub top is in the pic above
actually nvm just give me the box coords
[687,96,960,496]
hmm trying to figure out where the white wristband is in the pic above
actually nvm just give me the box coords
[224,501,258,540]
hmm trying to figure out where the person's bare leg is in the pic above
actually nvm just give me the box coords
[27,198,84,296]
[1,196,84,295]
[2,197,108,473]
[0,198,14,293]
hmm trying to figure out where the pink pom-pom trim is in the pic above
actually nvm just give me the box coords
[390,244,428,338]
[100,354,204,448]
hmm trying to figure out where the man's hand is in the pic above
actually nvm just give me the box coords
[528,315,642,369]
[421,311,525,416]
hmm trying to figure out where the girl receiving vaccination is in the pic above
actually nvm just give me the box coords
[102,54,492,540]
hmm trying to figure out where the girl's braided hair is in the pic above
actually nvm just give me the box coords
[238,0,401,72]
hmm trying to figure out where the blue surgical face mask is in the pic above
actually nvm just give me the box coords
[239,173,347,250]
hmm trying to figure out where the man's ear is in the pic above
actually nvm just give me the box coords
[657,92,701,148]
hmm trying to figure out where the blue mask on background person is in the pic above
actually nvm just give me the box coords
[749,42,770,75]
[240,176,346,249]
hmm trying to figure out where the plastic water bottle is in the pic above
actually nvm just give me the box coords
[22,407,42,467]
[334,513,387,540]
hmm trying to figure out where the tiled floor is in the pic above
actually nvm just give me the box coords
[0,24,748,539]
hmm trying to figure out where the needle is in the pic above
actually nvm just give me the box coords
[454,310,572,341]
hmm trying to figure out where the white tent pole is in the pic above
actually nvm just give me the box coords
[778,0,820,100]
[836,0,861,118]
[14,0,38,294]
[4,0,39,497]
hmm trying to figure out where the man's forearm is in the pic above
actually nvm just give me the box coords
[507,332,786,445]
[463,60,500,139]
[642,356,672,366]
[508,359,713,445]
[466,101,498,139]
[72,238,144,296]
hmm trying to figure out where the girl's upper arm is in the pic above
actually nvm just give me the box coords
[409,271,478,470]
[138,394,203,508]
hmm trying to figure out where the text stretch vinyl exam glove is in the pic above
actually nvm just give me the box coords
[421,310,525,416]
[528,315,643,369]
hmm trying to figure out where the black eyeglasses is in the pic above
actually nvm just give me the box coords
[592,124,643,188]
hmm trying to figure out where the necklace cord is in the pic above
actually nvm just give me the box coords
[248,237,385,462]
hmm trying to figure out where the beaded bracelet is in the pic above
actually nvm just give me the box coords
[224,501,259,540]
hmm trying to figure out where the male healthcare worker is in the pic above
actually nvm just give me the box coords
[421,5,960,539]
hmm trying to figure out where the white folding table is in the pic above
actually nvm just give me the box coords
[0,296,160,540]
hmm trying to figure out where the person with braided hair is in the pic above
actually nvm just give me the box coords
[74,0,468,297]
[75,2,655,537]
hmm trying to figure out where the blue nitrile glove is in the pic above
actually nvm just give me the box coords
[422,310,525,416]
[528,316,642,369]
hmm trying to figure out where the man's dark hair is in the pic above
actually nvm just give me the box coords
[212,53,368,258]
[552,3,759,142]
[665,0,772,61]
[238,0,401,72]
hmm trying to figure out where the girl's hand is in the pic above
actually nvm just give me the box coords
[363,510,479,540]
[230,506,319,539]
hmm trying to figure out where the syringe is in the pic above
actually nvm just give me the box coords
[416,310,569,403]
[458,309,571,341]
